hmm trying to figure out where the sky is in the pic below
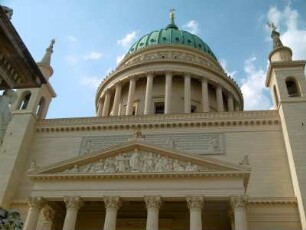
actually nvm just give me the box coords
[2,0,306,118]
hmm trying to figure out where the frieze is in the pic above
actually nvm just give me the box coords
[60,149,210,174]
[79,133,224,155]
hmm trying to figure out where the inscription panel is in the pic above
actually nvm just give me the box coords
[80,133,224,155]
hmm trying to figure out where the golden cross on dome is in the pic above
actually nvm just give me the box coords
[267,21,277,31]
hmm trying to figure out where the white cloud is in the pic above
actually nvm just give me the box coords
[79,76,101,89]
[183,20,199,34]
[240,56,271,110]
[83,51,103,60]
[66,35,78,43]
[220,59,238,77]
[117,31,137,48]
[267,5,306,60]
[64,55,78,65]
[116,54,125,64]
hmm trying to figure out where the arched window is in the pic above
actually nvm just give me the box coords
[36,97,45,118]
[286,78,300,97]
[273,86,279,107]
[18,91,31,110]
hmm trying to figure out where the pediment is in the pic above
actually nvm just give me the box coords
[29,141,250,180]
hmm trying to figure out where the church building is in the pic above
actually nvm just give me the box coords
[1,6,306,230]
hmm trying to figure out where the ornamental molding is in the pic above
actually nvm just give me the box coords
[28,140,250,183]
[35,110,280,134]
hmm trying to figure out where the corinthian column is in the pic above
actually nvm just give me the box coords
[201,79,209,112]
[230,196,248,230]
[23,197,46,230]
[63,196,83,230]
[184,74,191,113]
[216,85,224,112]
[126,77,136,115]
[187,196,204,230]
[102,90,111,117]
[144,73,154,115]
[103,197,122,230]
[112,82,122,116]
[165,72,172,114]
[145,196,162,230]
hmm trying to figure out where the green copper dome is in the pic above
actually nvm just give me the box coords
[126,13,217,61]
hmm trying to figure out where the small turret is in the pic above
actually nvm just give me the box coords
[267,23,292,62]
[37,39,55,80]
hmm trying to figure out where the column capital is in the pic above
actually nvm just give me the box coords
[184,73,191,77]
[128,75,137,81]
[103,196,122,209]
[230,195,248,209]
[144,196,163,209]
[186,196,204,209]
[147,72,155,77]
[64,196,83,210]
[165,72,173,77]
[114,81,122,87]
[27,196,46,209]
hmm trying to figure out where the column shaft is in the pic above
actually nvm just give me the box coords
[184,74,191,113]
[102,91,111,117]
[63,197,82,230]
[187,196,204,230]
[97,98,103,116]
[235,102,240,111]
[230,196,248,230]
[103,197,121,230]
[216,86,224,112]
[126,78,136,115]
[23,197,46,230]
[228,94,234,112]
[112,83,122,116]
[201,79,209,112]
[144,73,153,115]
[165,73,172,114]
[145,196,162,230]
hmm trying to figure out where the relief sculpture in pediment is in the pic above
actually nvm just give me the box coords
[61,149,207,174]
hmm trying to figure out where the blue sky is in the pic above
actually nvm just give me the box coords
[2,0,306,118]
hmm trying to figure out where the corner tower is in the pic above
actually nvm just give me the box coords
[266,25,306,229]
[0,40,56,209]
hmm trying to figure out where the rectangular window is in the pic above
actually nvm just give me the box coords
[154,102,165,114]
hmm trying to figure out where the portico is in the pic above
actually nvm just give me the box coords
[25,141,250,230]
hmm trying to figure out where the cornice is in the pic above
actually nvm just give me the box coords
[248,197,297,205]
[35,111,280,133]
[29,170,250,181]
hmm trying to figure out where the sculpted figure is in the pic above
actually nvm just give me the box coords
[70,164,79,173]
[129,149,140,171]
[0,89,17,143]
[173,160,184,172]
[116,154,127,172]
[143,152,154,172]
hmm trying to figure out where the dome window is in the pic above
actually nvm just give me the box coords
[175,37,179,42]
[198,44,202,48]
[162,37,167,41]
[140,42,144,46]
[187,39,191,43]
[150,39,155,42]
